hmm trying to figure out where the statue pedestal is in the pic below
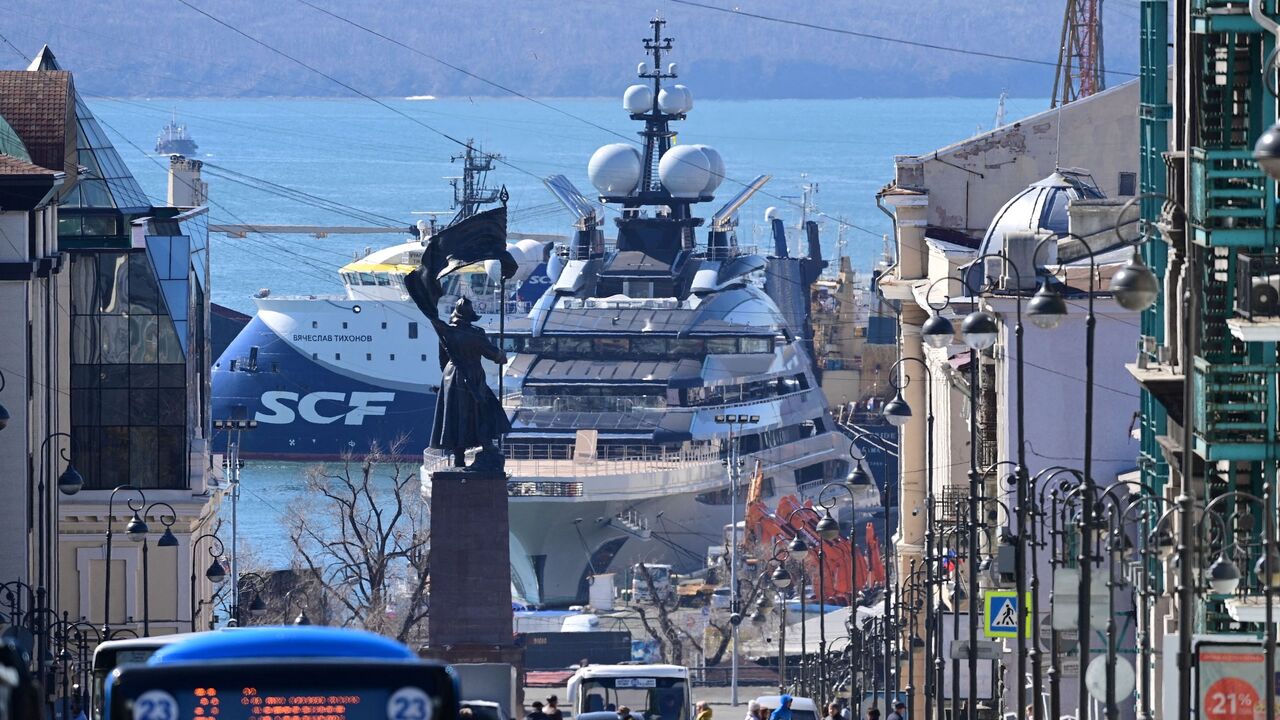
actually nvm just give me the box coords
[425,469,514,647]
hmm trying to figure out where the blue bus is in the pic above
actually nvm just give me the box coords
[104,627,458,720]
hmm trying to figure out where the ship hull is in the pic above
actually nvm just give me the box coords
[212,312,436,460]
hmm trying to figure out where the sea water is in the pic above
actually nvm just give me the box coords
[90,95,1043,565]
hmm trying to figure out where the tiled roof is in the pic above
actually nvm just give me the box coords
[0,70,75,176]
[0,154,59,176]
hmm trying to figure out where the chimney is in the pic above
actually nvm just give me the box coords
[167,155,208,207]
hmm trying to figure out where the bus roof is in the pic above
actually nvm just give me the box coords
[148,626,417,664]
[93,633,194,655]
[571,664,688,680]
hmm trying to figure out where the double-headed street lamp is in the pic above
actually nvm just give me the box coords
[102,486,148,636]
[750,540,798,691]
[138,502,179,636]
[881,355,936,720]
[190,532,227,631]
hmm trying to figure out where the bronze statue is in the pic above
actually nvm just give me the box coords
[428,297,509,468]
[404,205,517,471]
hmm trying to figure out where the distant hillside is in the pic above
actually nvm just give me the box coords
[0,0,1141,99]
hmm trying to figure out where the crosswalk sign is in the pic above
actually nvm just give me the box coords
[984,591,1032,639]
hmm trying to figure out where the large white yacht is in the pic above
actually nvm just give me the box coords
[422,21,868,606]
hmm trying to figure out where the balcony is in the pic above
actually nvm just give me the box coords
[1189,148,1274,247]
[1192,357,1279,460]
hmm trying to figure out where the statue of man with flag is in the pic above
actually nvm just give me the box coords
[405,203,517,471]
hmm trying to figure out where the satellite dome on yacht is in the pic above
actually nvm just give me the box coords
[693,144,725,195]
[588,144,643,194]
[658,144,711,198]
[657,83,693,114]
[979,170,1105,256]
[623,84,653,113]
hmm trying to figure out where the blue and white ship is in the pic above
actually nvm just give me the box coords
[212,146,554,460]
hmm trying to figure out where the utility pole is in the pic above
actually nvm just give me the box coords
[215,418,257,624]
[717,413,759,706]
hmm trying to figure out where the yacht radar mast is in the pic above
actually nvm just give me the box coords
[449,140,502,222]
[636,17,678,196]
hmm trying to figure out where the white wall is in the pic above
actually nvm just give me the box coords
[896,80,1140,238]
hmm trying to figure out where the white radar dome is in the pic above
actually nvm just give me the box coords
[694,145,725,195]
[657,84,693,114]
[765,207,779,221]
[659,145,712,198]
[623,84,653,114]
[588,144,643,195]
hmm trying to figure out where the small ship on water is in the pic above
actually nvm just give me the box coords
[155,113,198,156]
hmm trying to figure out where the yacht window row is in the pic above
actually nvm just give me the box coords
[501,335,774,357]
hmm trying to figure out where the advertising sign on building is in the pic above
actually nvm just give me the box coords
[1197,642,1280,720]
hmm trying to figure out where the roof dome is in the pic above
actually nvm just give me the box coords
[979,171,1105,256]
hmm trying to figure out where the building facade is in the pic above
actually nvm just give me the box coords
[0,48,221,657]
[875,81,1143,716]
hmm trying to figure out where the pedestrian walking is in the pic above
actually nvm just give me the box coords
[824,703,843,720]
[746,700,761,720]
[865,707,880,720]
[886,703,905,720]
[696,701,713,720]
[526,701,551,720]
[770,695,794,720]
[618,706,633,720]
[546,696,564,720]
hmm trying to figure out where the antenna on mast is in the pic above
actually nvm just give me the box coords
[449,139,502,222]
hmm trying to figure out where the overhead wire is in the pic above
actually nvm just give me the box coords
[274,0,883,238]
[667,0,1139,79]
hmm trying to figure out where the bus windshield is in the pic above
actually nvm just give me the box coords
[578,678,688,720]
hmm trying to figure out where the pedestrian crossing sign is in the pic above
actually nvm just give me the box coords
[983,591,1032,639]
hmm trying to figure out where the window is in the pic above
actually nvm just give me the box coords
[409,322,419,339]
[706,337,738,354]
[381,322,387,329]
[595,337,630,356]
[335,353,341,360]
[342,322,348,329]
[740,337,771,353]
[69,250,195,491]
[366,353,372,361]
[421,354,427,361]
[1118,172,1137,196]
[312,320,318,329]
[390,354,396,361]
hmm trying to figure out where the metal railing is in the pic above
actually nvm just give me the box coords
[424,442,722,480]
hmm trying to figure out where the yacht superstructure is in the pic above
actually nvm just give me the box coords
[422,21,867,606]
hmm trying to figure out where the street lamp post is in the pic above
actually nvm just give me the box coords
[819,443,877,716]
[34,431,82,678]
[1031,467,1083,720]
[1030,225,1160,720]
[751,542,795,692]
[102,486,148,636]
[882,356,935,720]
[234,571,270,626]
[714,412,759,707]
[139,502,178,636]
[784,507,824,705]
[190,532,227,632]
